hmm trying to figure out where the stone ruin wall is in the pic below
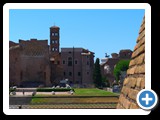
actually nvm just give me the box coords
[117,16,145,109]
[9,39,51,87]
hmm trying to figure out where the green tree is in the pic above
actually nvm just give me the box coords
[113,60,130,83]
[93,58,103,88]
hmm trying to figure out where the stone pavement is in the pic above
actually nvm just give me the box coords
[10,92,70,96]
[9,103,117,109]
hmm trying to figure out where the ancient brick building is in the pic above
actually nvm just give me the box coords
[117,16,145,109]
[9,26,94,87]
[9,39,51,87]
[101,49,132,86]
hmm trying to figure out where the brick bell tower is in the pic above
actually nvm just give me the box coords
[49,25,62,85]
[50,25,60,54]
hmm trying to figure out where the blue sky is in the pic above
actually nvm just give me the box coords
[9,9,144,61]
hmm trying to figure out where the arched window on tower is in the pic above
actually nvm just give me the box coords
[68,57,72,66]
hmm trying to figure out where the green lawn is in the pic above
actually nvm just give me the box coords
[31,97,118,104]
[74,88,117,96]
[31,88,119,104]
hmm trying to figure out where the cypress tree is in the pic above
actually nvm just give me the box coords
[93,58,102,88]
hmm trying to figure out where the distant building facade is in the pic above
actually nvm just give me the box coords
[61,48,94,87]
[9,26,94,87]
[100,49,132,86]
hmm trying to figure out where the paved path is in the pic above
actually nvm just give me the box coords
[9,103,117,109]
[10,92,70,96]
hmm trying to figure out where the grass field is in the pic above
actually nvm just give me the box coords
[74,88,117,96]
[31,88,119,104]
[31,97,118,104]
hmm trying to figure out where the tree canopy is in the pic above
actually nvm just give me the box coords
[113,60,130,82]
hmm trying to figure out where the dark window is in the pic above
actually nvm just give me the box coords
[57,61,60,65]
[87,72,89,75]
[78,72,81,76]
[63,72,66,76]
[87,61,89,65]
[69,51,72,54]
[63,60,65,64]
[69,72,72,76]
[68,57,72,66]
[75,60,78,64]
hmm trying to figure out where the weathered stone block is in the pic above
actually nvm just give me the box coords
[135,64,145,74]
[121,87,125,94]
[139,22,145,34]
[134,36,145,51]
[132,44,145,58]
[128,89,139,101]
[130,102,139,109]
[137,29,145,43]
[127,66,136,75]
[123,78,129,86]
[119,94,125,104]
[129,59,135,67]
[122,98,131,109]
[117,103,124,109]
[122,86,130,96]
[130,53,144,67]
[136,77,142,88]
[137,53,145,65]
[128,77,137,88]
[141,78,145,89]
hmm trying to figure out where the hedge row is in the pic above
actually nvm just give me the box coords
[36,88,74,92]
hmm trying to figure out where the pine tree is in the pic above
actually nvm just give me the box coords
[93,58,102,88]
